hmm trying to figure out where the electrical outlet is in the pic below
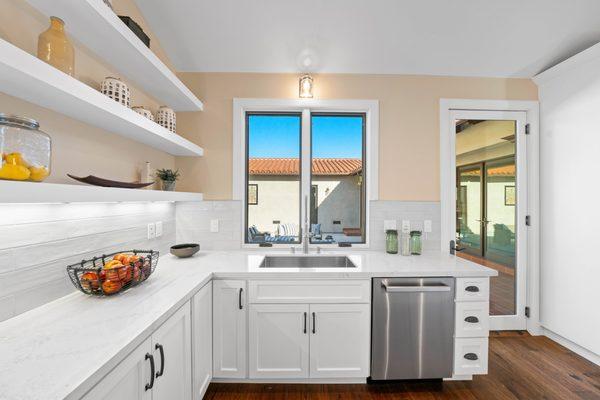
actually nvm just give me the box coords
[401,220,411,234]
[424,220,432,233]
[155,221,163,237]
[147,223,156,239]
[383,219,397,232]
[210,219,219,233]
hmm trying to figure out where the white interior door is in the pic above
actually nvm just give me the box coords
[249,304,309,378]
[447,110,528,331]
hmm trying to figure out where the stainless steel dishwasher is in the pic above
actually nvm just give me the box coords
[371,277,455,380]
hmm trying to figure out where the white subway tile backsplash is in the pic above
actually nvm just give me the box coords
[369,201,441,251]
[176,201,242,251]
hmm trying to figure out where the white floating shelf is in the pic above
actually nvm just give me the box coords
[0,39,203,157]
[0,181,203,203]
[27,0,203,111]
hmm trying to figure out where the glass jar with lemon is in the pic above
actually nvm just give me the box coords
[0,115,51,182]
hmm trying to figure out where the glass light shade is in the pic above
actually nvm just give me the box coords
[299,74,314,98]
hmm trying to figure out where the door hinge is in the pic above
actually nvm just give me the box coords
[525,215,531,226]
[525,123,531,135]
[525,306,530,318]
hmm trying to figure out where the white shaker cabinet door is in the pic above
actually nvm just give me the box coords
[82,337,152,400]
[249,304,310,379]
[213,280,247,378]
[151,301,192,400]
[192,282,213,399]
[309,303,370,379]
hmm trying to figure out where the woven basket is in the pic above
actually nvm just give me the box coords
[101,77,130,108]
[156,106,176,133]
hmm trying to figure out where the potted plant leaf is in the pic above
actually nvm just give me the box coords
[155,168,180,191]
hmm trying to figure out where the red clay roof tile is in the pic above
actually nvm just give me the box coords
[249,158,362,176]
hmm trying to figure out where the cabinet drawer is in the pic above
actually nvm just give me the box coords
[455,278,489,302]
[248,280,371,304]
[453,338,488,375]
[455,301,489,338]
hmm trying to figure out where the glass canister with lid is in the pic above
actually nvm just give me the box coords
[409,230,422,255]
[385,229,398,254]
[0,114,51,182]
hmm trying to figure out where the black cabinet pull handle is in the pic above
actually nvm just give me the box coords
[464,353,479,361]
[465,286,480,293]
[465,316,479,323]
[155,343,165,378]
[303,312,307,334]
[312,312,316,334]
[238,288,244,309]
[145,353,155,391]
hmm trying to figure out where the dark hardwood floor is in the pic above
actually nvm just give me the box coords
[205,332,600,400]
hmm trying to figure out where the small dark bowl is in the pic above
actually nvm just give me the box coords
[170,243,200,258]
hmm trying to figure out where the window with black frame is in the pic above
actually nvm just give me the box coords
[310,114,366,244]
[245,113,302,244]
[244,112,366,245]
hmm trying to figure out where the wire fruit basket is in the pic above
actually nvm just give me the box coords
[67,250,159,296]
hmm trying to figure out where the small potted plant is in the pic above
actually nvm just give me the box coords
[155,168,180,191]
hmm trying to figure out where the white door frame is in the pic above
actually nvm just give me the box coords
[439,99,541,334]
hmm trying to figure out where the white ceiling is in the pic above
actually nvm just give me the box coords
[134,0,600,78]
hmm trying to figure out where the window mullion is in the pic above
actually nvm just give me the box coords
[300,109,312,243]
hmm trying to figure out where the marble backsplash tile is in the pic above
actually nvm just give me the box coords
[0,202,176,322]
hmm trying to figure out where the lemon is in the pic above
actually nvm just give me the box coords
[5,152,30,167]
[29,166,49,182]
[0,164,31,180]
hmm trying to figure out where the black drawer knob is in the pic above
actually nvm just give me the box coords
[465,286,480,293]
[465,316,479,323]
[464,353,479,361]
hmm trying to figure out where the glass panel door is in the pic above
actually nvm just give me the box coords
[485,156,516,316]
[456,164,483,256]
[452,111,527,330]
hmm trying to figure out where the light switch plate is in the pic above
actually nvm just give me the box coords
[155,221,163,237]
[383,219,397,232]
[210,219,219,233]
[401,220,411,234]
[147,223,156,239]
[424,220,432,233]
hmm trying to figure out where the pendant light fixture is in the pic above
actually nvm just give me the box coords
[299,74,314,98]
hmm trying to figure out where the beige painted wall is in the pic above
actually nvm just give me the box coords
[0,0,176,184]
[175,73,537,201]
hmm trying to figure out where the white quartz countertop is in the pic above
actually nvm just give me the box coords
[0,250,496,400]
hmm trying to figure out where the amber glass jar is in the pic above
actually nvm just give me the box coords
[0,115,51,182]
[37,16,74,76]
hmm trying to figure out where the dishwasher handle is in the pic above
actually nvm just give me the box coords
[382,282,451,293]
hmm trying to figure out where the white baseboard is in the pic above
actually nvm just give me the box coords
[543,327,600,366]
[211,377,367,384]
[527,318,543,336]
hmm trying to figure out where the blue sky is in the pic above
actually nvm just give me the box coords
[248,115,363,158]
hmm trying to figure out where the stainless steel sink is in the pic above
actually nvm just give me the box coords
[259,256,357,268]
